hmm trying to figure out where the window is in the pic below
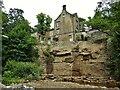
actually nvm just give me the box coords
[56,29,60,34]
[63,14,65,17]
[76,20,79,29]
[56,21,60,27]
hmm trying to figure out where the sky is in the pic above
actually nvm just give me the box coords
[3,0,101,28]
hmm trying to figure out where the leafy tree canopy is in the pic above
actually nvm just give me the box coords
[35,13,52,35]
[2,8,39,66]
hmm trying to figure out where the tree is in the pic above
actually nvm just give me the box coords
[8,8,25,23]
[2,12,9,34]
[35,13,52,35]
[2,8,39,66]
[2,6,41,85]
[0,0,4,11]
[2,8,34,34]
[86,1,113,35]
[107,1,120,80]
[3,24,38,63]
[86,1,120,80]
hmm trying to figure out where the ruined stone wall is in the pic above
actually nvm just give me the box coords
[51,40,108,77]
[72,41,108,77]
[40,39,120,88]
[53,51,73,76]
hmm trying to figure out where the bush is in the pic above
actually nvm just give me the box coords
[2,71,21,85]
[2,77,21,85]
[3,61,43,85]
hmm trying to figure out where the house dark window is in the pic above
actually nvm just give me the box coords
[56,21,60,27]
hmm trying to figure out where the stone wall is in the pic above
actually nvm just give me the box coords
[39,39,120,88]
[52,50,73,76]
[50,40,108,77]
[57,33,73,41]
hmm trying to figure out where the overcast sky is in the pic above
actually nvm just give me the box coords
[3,0,101,28]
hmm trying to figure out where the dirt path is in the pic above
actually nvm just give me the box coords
[25,80,119,89]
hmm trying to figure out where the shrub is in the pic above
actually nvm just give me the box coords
[3,61,43,85]
[2,77,21,85]
[2,71,21,85]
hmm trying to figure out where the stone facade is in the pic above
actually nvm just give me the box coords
[54,5,80,41]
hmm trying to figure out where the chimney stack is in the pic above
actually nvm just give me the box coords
[63,5,66,11]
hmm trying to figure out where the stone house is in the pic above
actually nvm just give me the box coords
[54,5,80,42]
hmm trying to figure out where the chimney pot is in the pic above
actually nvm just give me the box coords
[63,5,66,11]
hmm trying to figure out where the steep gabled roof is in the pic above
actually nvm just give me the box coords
[55,5,78,21]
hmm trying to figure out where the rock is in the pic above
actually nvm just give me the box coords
[53,63,72,76]
[4,86,12,90]
[79,52,91,61]
[82,48,89,52]
[21,85,34,90]
[117,82,120,88]
[55,51,71,56]
[40,76,46,80]
[10,83,23,88]
[91,53,97,59]
[63,57,73,63]
[62,77,73,82]
[23,80,29,83]
[92,38,107,44]
[0,83,5,89]
[72,45,79,52]
[41,74,55,80]
[54,77,63,82]
[4,84,35,90]
[107,80,117,88]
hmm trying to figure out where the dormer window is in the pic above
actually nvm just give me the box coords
[56,21,60,27]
